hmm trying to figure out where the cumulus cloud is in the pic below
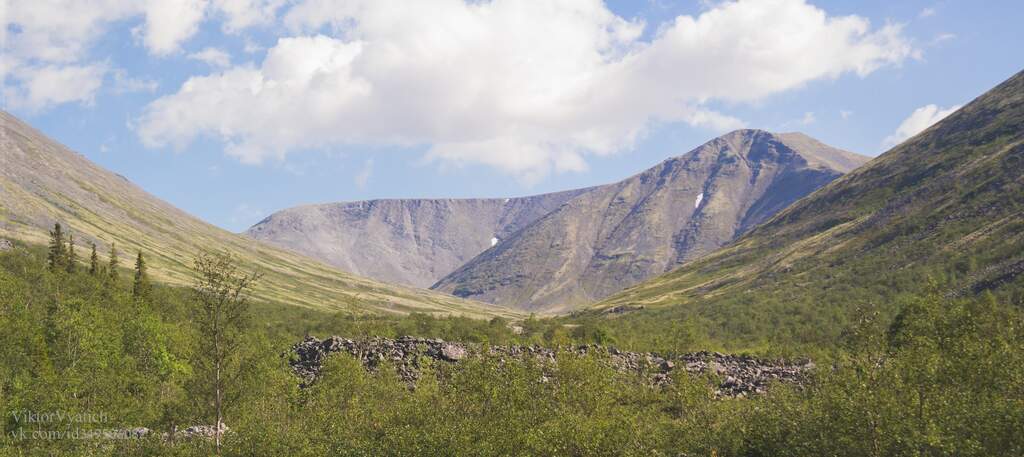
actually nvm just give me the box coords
[188,47,232,68]
[4,0,211,60]
[138,0,918,180]
[111,69,159,94]
[2,0,271,111]
[882,103,962,149]
[3,63,107,111]
[212,0,285,32]
[135,0,209,55]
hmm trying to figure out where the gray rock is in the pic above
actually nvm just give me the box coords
[287,336,812,398]
[432,130,868,312]
[440,343,467,361]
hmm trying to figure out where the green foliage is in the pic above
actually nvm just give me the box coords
[46,222,66,272]
[89,242,99,276]
[1,245,1021,456]
[190,250,262,454]
[133,251,150,299]
[108,243,119,282]
[65,234,77,274]
[595,71,1024,353]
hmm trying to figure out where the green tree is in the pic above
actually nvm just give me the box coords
[88,243,99,276]
[107,243,119,281]
[132,251,150,298]
[65,233,77,274]
[191,251,262,455]
[46,222,66,271]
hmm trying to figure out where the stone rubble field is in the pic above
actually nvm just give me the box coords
[289,336,814,397]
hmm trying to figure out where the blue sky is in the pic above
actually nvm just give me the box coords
[4,0,1022,232]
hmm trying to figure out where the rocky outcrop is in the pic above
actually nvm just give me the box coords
[104,423,228,441]
[246,190,591,288]
[288,336,813,397]
[247,130,865,312]
[432,130,868,312]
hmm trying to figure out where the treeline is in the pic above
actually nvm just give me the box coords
[1,236,1022,456]
[44,223,149,298]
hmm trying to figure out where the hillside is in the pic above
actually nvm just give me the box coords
[0,111,516,318]
[593,70,1024,344]
[433,130,867,312]
[246,189,590,288]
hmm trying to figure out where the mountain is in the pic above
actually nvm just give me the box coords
[429,130,867,312]
[592,70,1024,344]
[246,189,590,288]
[0,111,516,319]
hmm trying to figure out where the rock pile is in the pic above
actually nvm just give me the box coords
[288,336,813,397]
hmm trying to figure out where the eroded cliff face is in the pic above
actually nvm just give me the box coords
[432,130,867,312]
[246,189,591,288]
[248,130,864,312]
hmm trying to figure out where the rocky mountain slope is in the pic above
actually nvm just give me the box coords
[433,130,867,312]
[0,111,516,318]
[592,70,1024,342]
[247,190,590,288]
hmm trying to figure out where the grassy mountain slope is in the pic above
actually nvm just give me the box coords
[591,70,1024,345]
[0,111,517,318]
[433,130,866,312]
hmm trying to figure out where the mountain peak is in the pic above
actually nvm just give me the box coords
[430,130,868,312]
[595,69,1024,333]
[677,129,866,174]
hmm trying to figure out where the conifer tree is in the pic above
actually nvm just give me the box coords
[133,251,150,298]
[47,222,66,271]
[108,243,119,281]
[89,243,99,276]
[65,233,77,273]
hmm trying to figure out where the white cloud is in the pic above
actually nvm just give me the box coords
[3,63,107,111]
[111,69,159,94]
[4,0,139,64]
[919,7,936,18]
[212,0,285,32]
[840,109,853,120]
[188,47,232,68]
[354,159,373,190]
[3,0,219,111]
[4,0,209,60]
[930,33,956,46]
[882,104,962,149]
[801,112,817,125]
[135,0,208,55]
[243,38,265,54]
[138,0,918,180]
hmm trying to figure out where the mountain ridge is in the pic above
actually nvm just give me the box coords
[246,188,593,288]
[0,110,517,318]
[431,129,868,311]
[591,69,1024,345]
